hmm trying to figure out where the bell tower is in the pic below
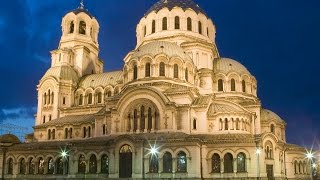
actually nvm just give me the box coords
[51,1,103,77]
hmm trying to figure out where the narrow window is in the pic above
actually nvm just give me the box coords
[101,154,109,174]
[48,129,51,140]
[56,157,63,174]
[88,93,93,104]
[237,153,246,172]
[175,16,180,29]
[43,116,46,124]
[193,119,197,130]
[187,17,192,31]
[88,126,91,137]
[19,159,26,174]
[89,154,97,174]
[47,158,54,174]
[224,153,233,173]
[49,115,52,121]
[218,79,223,92]
[173,64,179,78]
[140,106,145,131]
[294,161,298,174]
[79,94,83,105]
[48,90,51,104]
[148,108,152,130]
[152,20,156,33]
[78,155,86,173]
[159,62,165,76]
[145,63,151,77]
[133,64,138,80]
[69,128,73,139]
[65,128,68,139]
[79,21,86,35]
[83,127,86,138]
[97,92,102,103]
[134,109,138,131]
[63,97,66,105]
[212,154,221,173]
[162,17,167,30]
[7,158,13,175]
[242,80,246,92]
[38,158,44,174]
[198,21,202,34]
[207,27,209,37]
[185,68,189,82]
[69,21,74,33]
[163,152,172,173]
[231,79,236,91]
[29,158,35,174]
[103,124,106,135]
[52,129,55,139]
[51,92,54,104]
[144,26,146,37]
[177,151,187,172]
[270,124,275,134]
[44,93,47,105]
[149,154,159,173]
[225,118,228,130]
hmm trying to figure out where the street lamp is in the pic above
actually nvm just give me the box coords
[256,148,261,180]
[306,151,314,180]
[142,140,160,179]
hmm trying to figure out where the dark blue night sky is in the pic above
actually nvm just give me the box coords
[0,0,319,149]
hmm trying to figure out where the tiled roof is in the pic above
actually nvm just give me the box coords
[41,66,79,84]
[35,114,95,128]
[78,71,123,89]
[193,95,212,106]
[145,0,206,16]
[132,41,192,61]
[208,102,245,114]
[214,58,251,75]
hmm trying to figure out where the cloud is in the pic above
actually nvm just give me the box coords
[0,107,36,125]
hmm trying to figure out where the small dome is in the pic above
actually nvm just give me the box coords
[0,134,20,144]
[214,58,251,75]
[208,102,245,115]
[41,66,79,84]
[131,41,192,61]
[146,0,206,16]
[261,109,284,122]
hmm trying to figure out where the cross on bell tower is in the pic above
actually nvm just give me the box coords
[79,0,85,9]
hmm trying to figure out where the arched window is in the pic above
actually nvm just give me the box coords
[149,154,159,173]
[144,26,146,37]
[187,17,192,31]
[298,161,302,174]
[212,154,221,173]
[162,17,167,30]
[38,158,44,174]
[294,161,298,174]
[193,119,197,130]
[7,158,13,175]
[49,115,52,121]
[43,115,46,124]
[89,154,97,174]
[88,126,91,137]
[163,152,172,173]
[101,154,109,174]
[224,118,228,130]
[141,106,145,131]
[133,64,138,80]
[198,21,202,34]
[236,119,240,130]
[69,21,74,33]
[51,92,54,104]
[218,79,223,91]
[173,64,179,78]
[52,129,55,139]
[65,128,68,139]
[270,124,275,134]
[231,79,236,91]
[152,20,156,33]
[56,157,63,174]
[28,158,35,174]
[79,94,83,105]
[237,153,246,172]
[148,108,152,130]
[44,93,47,105]
[159,62,165,76]
[134,109,138,131]
[48,90,51,104]
[97,92,102,103]
[207,27,209,37]
[78,155,86,174]
[88,93,93,104]
[185,68,189,82]
[83,127,86,138]
[224,153,233,173]
[48,129,51,140]
[145,63,151,77]
[47,158,54,174]
[106,91,112,97]
[177,151,187,172]
[242,80,246,92]
[79,21,86,34]
[103,124,106,135]
[69,128,73,139]
[175,16,180,29]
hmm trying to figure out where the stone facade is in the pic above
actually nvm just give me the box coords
[0,0,318,179]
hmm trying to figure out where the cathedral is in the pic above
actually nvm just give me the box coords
[0,0,317,179]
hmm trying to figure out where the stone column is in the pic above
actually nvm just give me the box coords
[137,112,141,133]
[233,158,237,173]
[144,113,148,132]
[220,159,224,173]
[130,113,134,133]
[151,113,155,132]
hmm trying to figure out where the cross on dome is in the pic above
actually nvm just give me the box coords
[80,0,85,9]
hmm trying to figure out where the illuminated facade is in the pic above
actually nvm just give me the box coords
[0,0,316,179]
